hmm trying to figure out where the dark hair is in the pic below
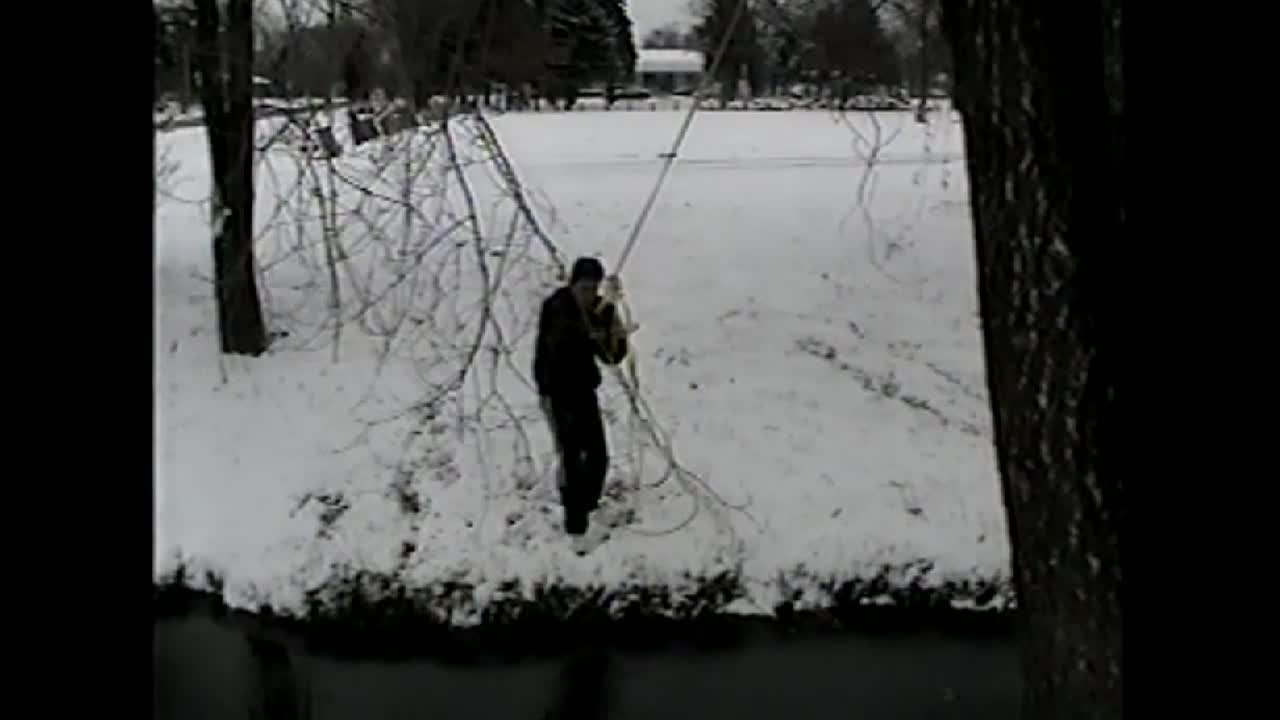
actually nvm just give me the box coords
[569,256,605,284]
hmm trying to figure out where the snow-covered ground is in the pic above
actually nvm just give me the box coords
[154,108,1009,624]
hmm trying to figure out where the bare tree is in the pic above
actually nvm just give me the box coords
[692,0,764,102]
[753,0,901,100]
[808,0,900,97]
[940,0,1124,716]
[156,3,198,109]
[193,0,269,355]
[481,0,554,104]
[874,0,946,119]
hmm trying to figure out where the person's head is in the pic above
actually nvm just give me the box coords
[568,256,605,307]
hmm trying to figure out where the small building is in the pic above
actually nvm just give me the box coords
[634,49,704,94]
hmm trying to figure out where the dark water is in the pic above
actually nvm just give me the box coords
[154,601,1020,720]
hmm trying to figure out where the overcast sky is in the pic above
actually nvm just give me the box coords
[627,0,693,39]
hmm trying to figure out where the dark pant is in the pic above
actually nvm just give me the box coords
[547,390,608,536]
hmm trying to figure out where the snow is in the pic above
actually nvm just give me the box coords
[154,107,1010,622]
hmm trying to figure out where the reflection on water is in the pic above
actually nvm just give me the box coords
[246,632,309,720]
[154,606,1018,720]
[542,648,616,720]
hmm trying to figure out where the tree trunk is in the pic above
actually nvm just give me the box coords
[194,0,268,357]
[915,5,929,122]
[939,0,1124,717]
[181,43,193,111]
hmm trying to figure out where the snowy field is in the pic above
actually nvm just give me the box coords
[154,107,1010,625]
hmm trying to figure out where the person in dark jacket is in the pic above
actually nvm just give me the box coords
[533,256,630,553]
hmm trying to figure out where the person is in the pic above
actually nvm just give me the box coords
[533,256,630,555]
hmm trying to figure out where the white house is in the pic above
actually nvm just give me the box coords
[635,48,705,94]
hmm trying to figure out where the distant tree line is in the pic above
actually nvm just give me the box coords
[154,0,952,111]
[641,0,950,103]
[154,0,638,111]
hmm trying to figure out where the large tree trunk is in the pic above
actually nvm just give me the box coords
[915,3,929,122]
[194,0,268,356]
[939,0,1124,717]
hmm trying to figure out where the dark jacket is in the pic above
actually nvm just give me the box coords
[533,286,628,397]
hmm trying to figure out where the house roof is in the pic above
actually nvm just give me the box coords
[636,49,705,74]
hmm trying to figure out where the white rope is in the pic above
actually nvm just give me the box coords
[612,0,752,274]
[600,0,759,539]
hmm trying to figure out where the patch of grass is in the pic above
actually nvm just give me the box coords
[154,555,1013,661]
[154,556,227,615]
[775,562,1013,636]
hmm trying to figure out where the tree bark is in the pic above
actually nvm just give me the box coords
[939,0,1124,717]
[194,0,268,356]
[915,3,929,121]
